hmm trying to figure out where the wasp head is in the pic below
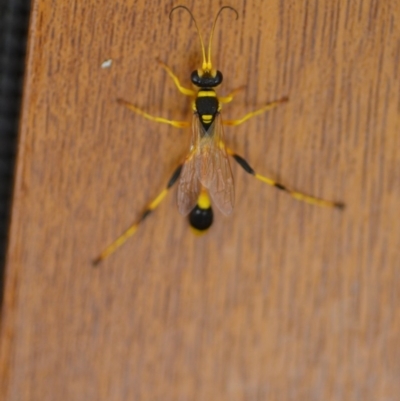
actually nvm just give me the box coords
[191,69,223,88]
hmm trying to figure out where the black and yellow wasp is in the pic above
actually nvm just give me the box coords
[93,6,343,265]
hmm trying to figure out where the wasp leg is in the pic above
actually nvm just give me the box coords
[157,59,196,97]
[223,97,288,126]
[117,99,190,128]
[219,85,246,104]
[93,164,183,265]
[226,148,344,209]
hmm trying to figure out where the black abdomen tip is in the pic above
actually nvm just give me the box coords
[189,205,213,231]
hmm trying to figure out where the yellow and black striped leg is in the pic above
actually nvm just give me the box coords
[157,59,196,97]
[227,149,344,209]
[223,97,288,126]
[93,164,183,265]
[117,99,190,128]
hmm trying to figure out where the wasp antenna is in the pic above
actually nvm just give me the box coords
[207,6,238,72]
[170,5,207,71]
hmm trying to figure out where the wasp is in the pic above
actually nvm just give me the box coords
[93,6,344,265]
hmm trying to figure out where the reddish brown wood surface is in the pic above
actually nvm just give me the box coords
[1,0,400,400]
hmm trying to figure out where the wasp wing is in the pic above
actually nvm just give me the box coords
[195,113,234,216]
[177,152,201,216]
[178,113,234,216]
[177,115,201,216]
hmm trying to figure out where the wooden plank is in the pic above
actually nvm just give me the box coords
[1,0,400,400]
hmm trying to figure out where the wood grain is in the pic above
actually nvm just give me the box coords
[1,0,400,400]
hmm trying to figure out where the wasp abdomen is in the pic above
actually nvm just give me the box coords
[189,205,214,232]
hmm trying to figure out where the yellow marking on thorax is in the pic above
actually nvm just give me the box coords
[197,90,217,97]
[202,114,213,121]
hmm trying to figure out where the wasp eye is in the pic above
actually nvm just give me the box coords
[191,70,201,85]
[191,70,223,87]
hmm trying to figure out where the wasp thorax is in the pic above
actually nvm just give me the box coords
[191,70,223,88]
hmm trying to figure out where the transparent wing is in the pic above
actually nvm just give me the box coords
[177,152,201,216]
[177,115,201,216]
[195,113,234,216]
